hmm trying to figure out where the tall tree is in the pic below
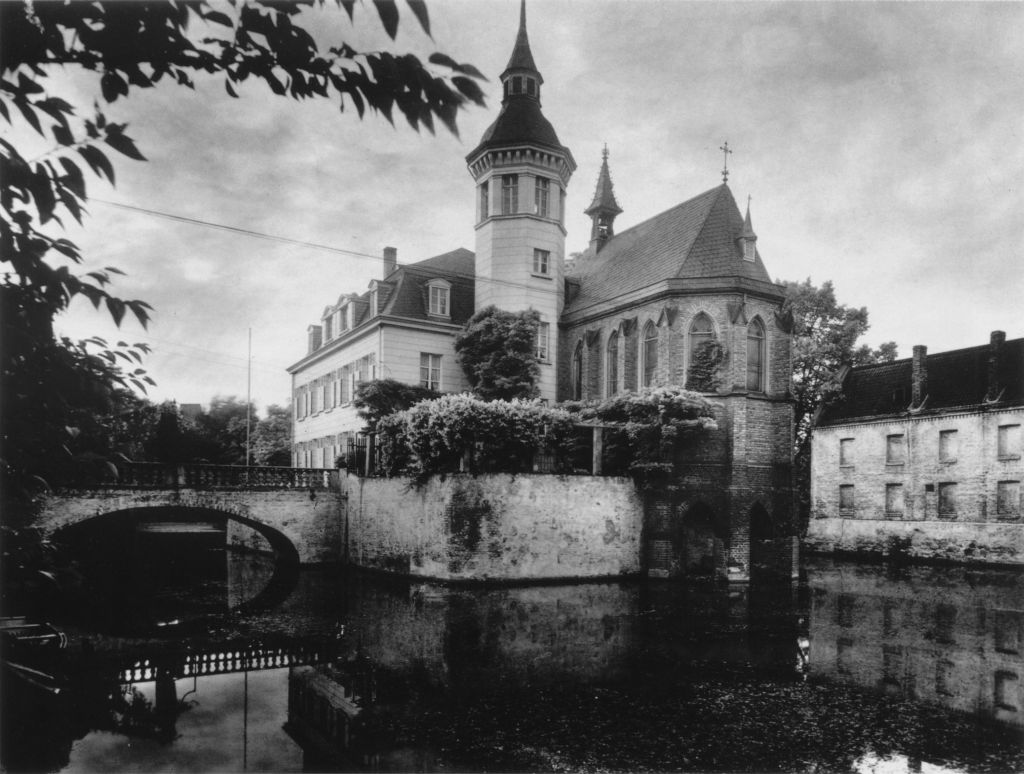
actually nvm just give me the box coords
[454,306,541,402]
[1,1,484,515]
[781,278,897,530]
[251,403,292,467]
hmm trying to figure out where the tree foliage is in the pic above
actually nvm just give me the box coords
[251,403,292,467]
[454,306,541,402]
[1,0,484,516]
[781,278,897,528]
[354,378,439,433]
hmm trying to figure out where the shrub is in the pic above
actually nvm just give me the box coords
[375,394,576,482]
[454,306,540,401]
[354,379,439,433]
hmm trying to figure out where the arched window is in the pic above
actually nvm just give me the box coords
[572,341,583,401]
[641,322,658,387]
[606,330,619,397]
[587,331,602,398]
[746,318,766,392]
[687,313,717,390]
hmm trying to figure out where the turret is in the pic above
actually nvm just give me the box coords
[584,145,623,252]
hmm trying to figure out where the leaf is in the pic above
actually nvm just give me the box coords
[105,130,147,161]
[405,0,430,36]
[14,99,42,135]
[100,71,128,103]
[106,296,127,327]
[373,0,399,39]
[78,144,116,183]
[204,9,234,26]
[225,78,238,98]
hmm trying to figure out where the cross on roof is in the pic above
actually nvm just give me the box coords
[720,141,732,183]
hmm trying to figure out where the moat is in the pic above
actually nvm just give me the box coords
[2,531,1021,773]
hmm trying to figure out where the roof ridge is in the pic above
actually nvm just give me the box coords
[602,184,724,245]
[675,185,732,278]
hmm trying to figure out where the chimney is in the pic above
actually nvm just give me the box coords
[987,330,1006,401]
[307,324,323,354]
[912,345,928,407]
[383,246,397,278]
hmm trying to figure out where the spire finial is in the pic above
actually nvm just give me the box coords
[520,0,526,30]
[602,143,609,163]
[719,140,732,183]
[747,194,752,213]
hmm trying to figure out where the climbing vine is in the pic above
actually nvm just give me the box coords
[686,340,726,392]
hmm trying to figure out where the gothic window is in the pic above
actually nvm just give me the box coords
[587,331,603,398]
[746,317,766,391]
[687,313,717,390]
[572,341,583,401]
[641,322,658,387]
[535,176,550,217]
[606,330,619,397]
[501,174,518,214]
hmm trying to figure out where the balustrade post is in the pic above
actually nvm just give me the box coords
[592,426,604,476]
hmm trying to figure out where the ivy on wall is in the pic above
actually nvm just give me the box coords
[686,340,726,393]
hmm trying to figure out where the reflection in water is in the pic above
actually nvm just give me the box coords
[809,560,1024,729]
[2,552,1022,773]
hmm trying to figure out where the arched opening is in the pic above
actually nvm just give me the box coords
[681,501,726,580]
[572,341,583,400]
[641,321,658,387]
[746,317,766,392]
[53,506,299,634]
[587,331,603,398]
[606,330,619,397]
[687,312,717,390]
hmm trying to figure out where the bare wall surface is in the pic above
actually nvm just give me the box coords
[345,473,643,581]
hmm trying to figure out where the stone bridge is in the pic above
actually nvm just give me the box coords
[37,463,346,565]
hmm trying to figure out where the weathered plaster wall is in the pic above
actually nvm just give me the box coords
[345,472,643,581]
[39,488,344,564]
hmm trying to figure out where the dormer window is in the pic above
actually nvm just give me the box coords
[526,77,536,96]
[323,314,333,341]
[427,280,451,317]
[511,75,523,94]
[743,239,756,262]
[369,284,379,317]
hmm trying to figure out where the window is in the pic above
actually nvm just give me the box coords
[934,604,956,643]
[526,77,536,96]
[511,75,522,94]
[479,181,489,220]
[419,353,441,391]
[427,282,450,316]
[995,610,1022,654]
[839,485,855,512]
[606,330,619,397]
[746,318,765,391]
[324,315,333,341]
[939,429,958,462]
[501,174,518,214]
[995,671,1019,711]
[886,434,906,464]
[535,176,550,217]
[533,248,550,275]
[837,594,855,628]
[572,341,583,401]
[641,322,658,387]
[560,188,566,225]
[535,322,550,361]
[687,313,716,389]
[743,238,756,262]
[885,484,904,516]
[882,645,903,686]
[938,482,958,518]
[369,289,378,317]
[837,638,853,675]
[936,660,955,696]
[997,480,1020,517]
[840,438,854,466]
[998,424,1021,459]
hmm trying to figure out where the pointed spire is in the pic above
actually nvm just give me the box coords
[585,145,623,217]
[740,195,757,262]
[742,195,756,239]
[503,0,540,80]
[585,145,623,251]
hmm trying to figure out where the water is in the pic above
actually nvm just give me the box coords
[3,535,1022,773]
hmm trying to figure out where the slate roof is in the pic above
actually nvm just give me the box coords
[380,247,475,325]
[818,337,1024,425]
[565,184,775,314]
[468,96,566,158]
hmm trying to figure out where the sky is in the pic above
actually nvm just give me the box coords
[32,0,1024,414]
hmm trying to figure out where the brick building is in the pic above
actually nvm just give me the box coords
[289,3,795,580]
[806,331,1024,565]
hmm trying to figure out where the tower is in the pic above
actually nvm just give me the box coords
[584,145,623,252]
[466,0,576,402]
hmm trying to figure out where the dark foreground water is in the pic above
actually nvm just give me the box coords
[3,540,1022,773]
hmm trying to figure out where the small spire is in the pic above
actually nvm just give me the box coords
[585,144,623,217]
[720,140,732,183]
[504,0,538,75]
[742,196,756,239]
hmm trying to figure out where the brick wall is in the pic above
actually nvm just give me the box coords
[808,407,1024,564]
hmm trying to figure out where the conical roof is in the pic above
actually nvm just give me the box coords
[585,146,623,216]
[502,0,539,79]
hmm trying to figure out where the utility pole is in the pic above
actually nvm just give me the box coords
[246,328,252,480]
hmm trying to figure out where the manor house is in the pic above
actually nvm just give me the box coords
[288,4,796,580]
